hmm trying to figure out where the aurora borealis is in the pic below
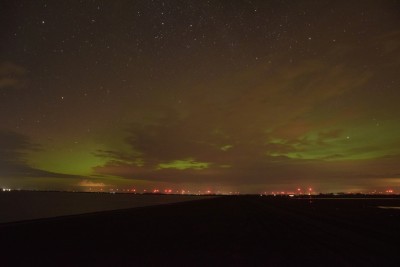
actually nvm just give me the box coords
[1,0,400,193]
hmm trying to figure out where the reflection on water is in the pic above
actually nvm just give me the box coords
[377,206,400,209]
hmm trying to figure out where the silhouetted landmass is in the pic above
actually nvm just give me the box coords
[1,196,400,266]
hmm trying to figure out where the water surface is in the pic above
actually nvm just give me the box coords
[0,191,212,223]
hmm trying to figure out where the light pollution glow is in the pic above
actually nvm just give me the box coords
[0,1,400,193]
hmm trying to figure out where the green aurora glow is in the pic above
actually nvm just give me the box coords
[1,1,400,193]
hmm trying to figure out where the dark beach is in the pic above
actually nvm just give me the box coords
[1,195,400,266]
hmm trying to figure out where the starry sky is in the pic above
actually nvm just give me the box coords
[1,0,400,193]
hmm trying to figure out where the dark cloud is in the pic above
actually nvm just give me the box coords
[92,102,400,190]
[0,130,81,179]
[1,1,400,192]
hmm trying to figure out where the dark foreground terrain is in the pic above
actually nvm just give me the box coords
[1,196,400,266]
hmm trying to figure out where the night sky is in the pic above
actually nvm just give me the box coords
[1,0,400,193]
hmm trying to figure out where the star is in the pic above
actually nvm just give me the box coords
[1,0,399,193]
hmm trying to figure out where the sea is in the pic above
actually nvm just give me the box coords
[0,191,212,223]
